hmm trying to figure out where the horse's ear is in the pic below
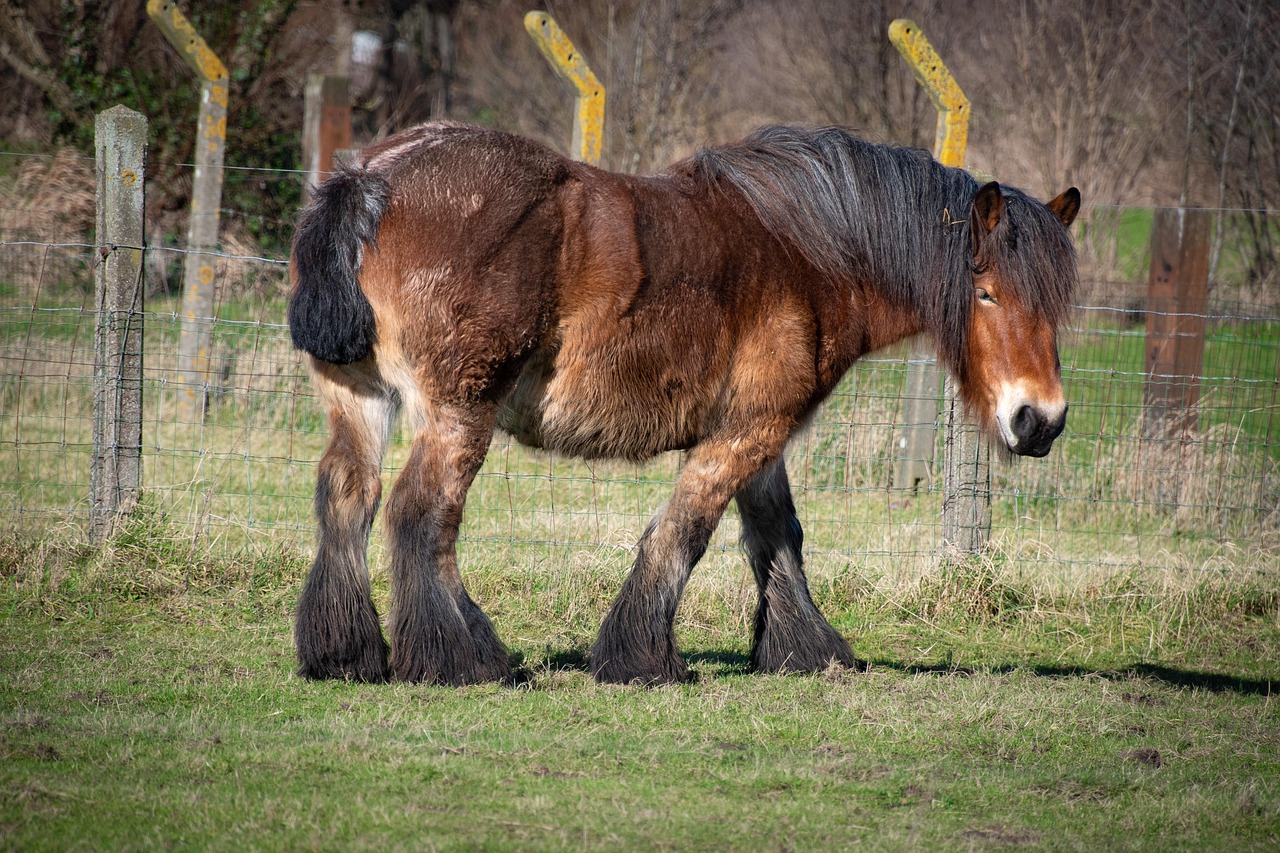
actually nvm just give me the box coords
[1047,187,1081,228]
[971,181,1004,254]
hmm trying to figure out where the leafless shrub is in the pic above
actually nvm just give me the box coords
[0,148,94,296]
[455,0,740,172]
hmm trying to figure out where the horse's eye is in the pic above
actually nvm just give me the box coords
[976,288,997,305]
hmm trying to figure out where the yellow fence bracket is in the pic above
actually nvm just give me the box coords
[524,11,604,165]
[888,19,969,168]
[146,0,228,87]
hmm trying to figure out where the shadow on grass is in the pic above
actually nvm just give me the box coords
[516,647,753,683]
[545,648,589,672]
[865,657,1277,697]
[686,650,752,677]
[518,643,1275,696]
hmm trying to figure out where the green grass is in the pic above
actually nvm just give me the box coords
[1,528,1277,851]
[1081,206,1153,283]
[1060,317,1280,453]
[1082,206,1279,301]
[2,267,1278,849]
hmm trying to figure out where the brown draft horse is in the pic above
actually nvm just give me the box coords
[288,122,1081,686]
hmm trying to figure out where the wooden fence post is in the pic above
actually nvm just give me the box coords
[91,106,147,544]
[940,391,991,552]
[1144,207,1210,437]
[303,75,352,204]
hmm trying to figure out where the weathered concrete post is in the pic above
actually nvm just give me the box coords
[889,19,990,554]
[147,0,228,423]
[893,352,942,493]
[91,106,147,544]
[887,19,971,498]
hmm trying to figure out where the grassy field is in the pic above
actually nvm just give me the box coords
[2,228,1278,848]
[1,526,1277,851]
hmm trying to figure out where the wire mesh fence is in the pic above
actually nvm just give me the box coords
[1,150,1276,584]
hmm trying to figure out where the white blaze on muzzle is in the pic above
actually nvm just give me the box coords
[994,380,1067,455]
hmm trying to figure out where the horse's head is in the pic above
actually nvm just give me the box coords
[959,182,1081,458]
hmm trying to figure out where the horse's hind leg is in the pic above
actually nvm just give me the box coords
[736,459,861,674]
[385,401,510,685]
[296,368,396,682]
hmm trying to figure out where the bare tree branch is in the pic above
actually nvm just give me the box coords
[0,36,78,119]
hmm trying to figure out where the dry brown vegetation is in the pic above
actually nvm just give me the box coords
[1,1,1275,306]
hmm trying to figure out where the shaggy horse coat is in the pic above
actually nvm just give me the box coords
[288,122,1081,685]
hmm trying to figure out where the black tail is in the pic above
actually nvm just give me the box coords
[288,167,391,364]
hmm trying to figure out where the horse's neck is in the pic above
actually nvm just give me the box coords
[854,279,927,355]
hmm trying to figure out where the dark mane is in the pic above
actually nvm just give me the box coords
[689,125,1076,375]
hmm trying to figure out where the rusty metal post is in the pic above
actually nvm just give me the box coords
[303,74,353,204]
[92,106,147,544]
[1144,207,1210,437]
[524,11,605,165]
[147,0,228,423]
[888,18,988,553]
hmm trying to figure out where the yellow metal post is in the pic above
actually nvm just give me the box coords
[888,18,969,168]
[524,11,604,165]
[147,0,228,422]
[888,19,988,552]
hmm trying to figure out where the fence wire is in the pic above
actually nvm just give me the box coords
[1,151,1276,583]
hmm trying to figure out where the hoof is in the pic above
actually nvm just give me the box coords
[391,592,511,686]
[590,647,691,686]
[295,610,390,683]
[751,619,860,675]
[591,594,691,686]
[393,651,512,686]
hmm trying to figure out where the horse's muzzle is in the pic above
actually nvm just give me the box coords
[1009,403,1067,457]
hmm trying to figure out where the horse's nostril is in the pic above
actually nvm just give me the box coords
[1050,404,1067,437]
[1012,405,1041,441]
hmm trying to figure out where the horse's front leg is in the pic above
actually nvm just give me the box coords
[385,401,511,685]
[736,459,860,674]
[590,433,779,685]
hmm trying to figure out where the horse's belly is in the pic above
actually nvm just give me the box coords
[498,345,720,461]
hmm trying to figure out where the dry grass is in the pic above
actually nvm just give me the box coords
[0,149,94,297]
[3,327,1276,578]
